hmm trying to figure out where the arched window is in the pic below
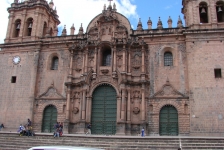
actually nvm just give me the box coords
[164,52,173,66]
[199,2,208,23]
[26,18,33,36]
[51,56,59,70]
[13,19,21,37]
[102,49,111,66]
[42,22,47,37]
[216,1,224,22]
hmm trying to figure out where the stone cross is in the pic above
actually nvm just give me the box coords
[108,0,113,6]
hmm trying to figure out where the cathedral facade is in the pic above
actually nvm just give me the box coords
[0,0,224,136]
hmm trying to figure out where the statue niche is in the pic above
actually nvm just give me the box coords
[101,25,112,41]
[72,92,81,115]
[131,90,141,114]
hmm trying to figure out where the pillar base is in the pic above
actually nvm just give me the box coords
[116,123,126,135]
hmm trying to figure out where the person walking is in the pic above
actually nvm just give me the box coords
[86,123,91,135]
[141,127,145,137]
[0,123,4,131]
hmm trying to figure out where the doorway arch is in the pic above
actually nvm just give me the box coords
[91,84,117,135]
[42,105,57,133]
[159,105,178,136]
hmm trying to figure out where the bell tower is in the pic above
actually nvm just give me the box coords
[182,0,224,29]
[5,0,60,43]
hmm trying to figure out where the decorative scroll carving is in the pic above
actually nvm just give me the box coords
[38,84,65,99]
[152,80,187,98]
[131,90,141,114]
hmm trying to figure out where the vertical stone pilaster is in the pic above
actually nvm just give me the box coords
[86,97,92,123]
[81,90,86,120]
[141,46,145,73]
[69,50,73,76]
[113,46,117,72]
[122,45,126,72]
[128,47,131,73]
[141,84,145,121]
[121,89,127,121]
[6,12,14,40]
[85,48,88,73]
[117,97,121,122]
[94,47,97,73]
[127,88,131,121]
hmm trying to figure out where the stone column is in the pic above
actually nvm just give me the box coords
[86,97,92,123]
[113,46,117,72]
[141,84,145,121]
[127,88,131,121]
[82,51,85,74]
[85,48,88,73]
[121,89,126,121]
[97,47,101,74]
[65,85,71,121]
[128,47,131,73]
[117,97,121,122]
[122,45,126,72]
[81,90,86,120]
[69,50,73,76]
[141,46,145,73]
[6,12,14,40]
[94,47,97,72]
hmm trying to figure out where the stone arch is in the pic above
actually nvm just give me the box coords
[159,46,177,67]
[197,0,210,6]
[13,18,21,38]
[24,17,34,36]
[90,82,119,96]
[38,102,61,114]
[155,101,181,115]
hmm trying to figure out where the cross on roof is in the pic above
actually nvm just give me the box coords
[108,0,113,6]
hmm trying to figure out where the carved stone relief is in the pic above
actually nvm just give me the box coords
[131,90,141,114]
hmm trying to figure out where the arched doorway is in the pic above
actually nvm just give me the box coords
[42,105,57,133]
[91,84,117,135]
[159,105,178,136]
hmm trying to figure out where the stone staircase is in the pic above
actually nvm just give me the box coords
[0,132,224,150]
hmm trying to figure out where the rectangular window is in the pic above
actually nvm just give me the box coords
[11,76,16,83]
[214,69,222,78]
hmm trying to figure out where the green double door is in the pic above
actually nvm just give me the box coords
[42,105,57,133]
[159,105,178,136]
[91,85,117,135]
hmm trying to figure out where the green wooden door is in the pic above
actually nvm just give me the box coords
[159,105,178,136]
[91,85,117,135]
[42,105,57,133]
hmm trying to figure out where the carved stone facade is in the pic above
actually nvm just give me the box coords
[0,0,224,136]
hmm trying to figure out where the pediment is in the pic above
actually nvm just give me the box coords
[152,80,187,99]
[37,85,65,100]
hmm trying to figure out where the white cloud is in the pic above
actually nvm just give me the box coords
[0,0,138,43]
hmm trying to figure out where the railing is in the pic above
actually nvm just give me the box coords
[132,27,187,35]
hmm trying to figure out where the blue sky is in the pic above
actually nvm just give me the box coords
[129,0,184,29]
[0,0,184,43]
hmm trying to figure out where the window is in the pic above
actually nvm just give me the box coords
[26,18,33,36]
[51,56,59,70]
[199,2,208,23]
[164,52,173,66]
[11,76,16,83]
[14,19,21,37]
[216,1,224,22]
[102,49,111,66]
[215,69,222,78]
